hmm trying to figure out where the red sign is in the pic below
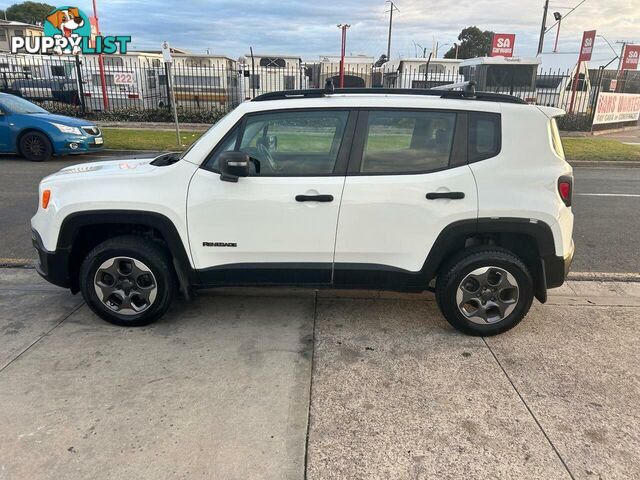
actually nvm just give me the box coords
[490,33,515,57]
[89,16,98,48]
[578,30,596,62]
[621,44,640,71]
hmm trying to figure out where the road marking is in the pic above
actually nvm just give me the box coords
[576,193,640,198]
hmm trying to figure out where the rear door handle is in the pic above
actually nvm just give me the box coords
[295,194,334,202]
[426,192,465,200]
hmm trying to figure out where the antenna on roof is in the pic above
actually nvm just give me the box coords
[324,78,335,94]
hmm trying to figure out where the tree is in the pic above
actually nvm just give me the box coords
[444,26,494,59]
[4,1,54,25]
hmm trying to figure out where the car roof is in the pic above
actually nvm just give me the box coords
[241,93,504,113]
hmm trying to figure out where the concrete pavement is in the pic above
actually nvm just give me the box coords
[0,270,313,480]
[1,269,639,479]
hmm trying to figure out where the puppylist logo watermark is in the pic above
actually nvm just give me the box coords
[10,6,131,55]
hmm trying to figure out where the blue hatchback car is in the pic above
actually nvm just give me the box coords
[0,93,103,161]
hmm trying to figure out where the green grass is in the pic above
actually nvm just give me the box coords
[562,138,640,162]
[102,128,203,151]
[101,129,416,153]
[102,128,640,163]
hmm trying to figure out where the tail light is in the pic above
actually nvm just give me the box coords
[83,92,92,97]
[127,93,140,99]
[558,175,573,207]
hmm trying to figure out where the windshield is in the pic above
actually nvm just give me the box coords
[0,95,48,114]
[178,110,233,160]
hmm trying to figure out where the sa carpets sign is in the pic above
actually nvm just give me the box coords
[593,93,640,125]
[490,33,515,57]
[11,5,130,55]
[578,30,596,62]
[621,44,640,71]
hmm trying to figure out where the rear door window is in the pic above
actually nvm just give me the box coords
[359,110,457,173]
[468,112,501,162]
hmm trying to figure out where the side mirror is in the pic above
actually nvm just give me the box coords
[219,151,250,182]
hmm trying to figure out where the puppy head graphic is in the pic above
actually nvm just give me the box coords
[46,7,85,37]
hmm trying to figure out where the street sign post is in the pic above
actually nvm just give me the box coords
[162,41,181,146]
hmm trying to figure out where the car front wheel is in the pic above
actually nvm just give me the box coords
[19,131,53,162]
[436,247,534,336]
[79,236,176,327]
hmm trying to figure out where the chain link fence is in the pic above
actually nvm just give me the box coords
[0,53,638,130]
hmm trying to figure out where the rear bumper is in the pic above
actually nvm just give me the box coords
[32,228,71,289]
[544,240,575,288]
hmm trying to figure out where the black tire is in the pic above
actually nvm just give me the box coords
[19,131,53,162]
[79,236,176,327]
[435,247,534,336]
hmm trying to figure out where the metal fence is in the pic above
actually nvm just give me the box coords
[1,53,638,129]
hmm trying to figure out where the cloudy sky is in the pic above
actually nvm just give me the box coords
[63,0,639,63]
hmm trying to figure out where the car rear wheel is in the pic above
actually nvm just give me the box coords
[436,247,534,336]
[79,236,176,327]
[19,131,53,162]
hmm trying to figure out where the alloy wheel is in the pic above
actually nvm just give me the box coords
[455,266,519,324]
[93,257,158,315]
[24,135,44,157]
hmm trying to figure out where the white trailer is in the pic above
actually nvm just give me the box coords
[79,53,167,111]
[381,58,463,89]
[459,56,541,103]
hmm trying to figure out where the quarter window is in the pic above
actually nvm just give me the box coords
[208,110,349,176]
[549,118,565,159]
[360,110,456,173]
[468,112,501,162]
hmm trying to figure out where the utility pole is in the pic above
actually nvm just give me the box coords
[337,24,350,88]
[92,0,109,110]
[386,1,399,61]
[537,0,549,55]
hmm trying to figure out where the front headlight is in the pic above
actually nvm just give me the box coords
[51,123,82,135]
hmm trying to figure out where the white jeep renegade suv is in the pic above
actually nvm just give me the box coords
[31,86,574,336]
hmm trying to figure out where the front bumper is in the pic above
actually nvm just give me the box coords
[544,240,575,289]
[55,134,104,155]
[32,228,71,289]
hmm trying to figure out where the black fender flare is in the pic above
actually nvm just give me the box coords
[58,210,199,289]
[422,217,558,302]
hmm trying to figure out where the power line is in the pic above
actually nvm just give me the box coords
[544,0,588,33]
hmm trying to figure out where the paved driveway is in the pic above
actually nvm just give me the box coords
[0,270,638,479]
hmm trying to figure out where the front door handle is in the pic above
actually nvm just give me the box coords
[296,194,334,202]
[426,192,465,200]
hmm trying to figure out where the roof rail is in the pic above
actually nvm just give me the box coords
[252,84,527,104]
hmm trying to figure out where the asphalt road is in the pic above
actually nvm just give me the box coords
[0,152,638,273]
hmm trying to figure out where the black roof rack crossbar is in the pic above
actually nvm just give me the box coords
[252,87,527,104]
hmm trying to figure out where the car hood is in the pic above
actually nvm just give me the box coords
[42,157,158,183]
[29,113,97,128]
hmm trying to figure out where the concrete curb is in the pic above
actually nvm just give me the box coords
[567,271,640,283]
[569,160,640,168]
